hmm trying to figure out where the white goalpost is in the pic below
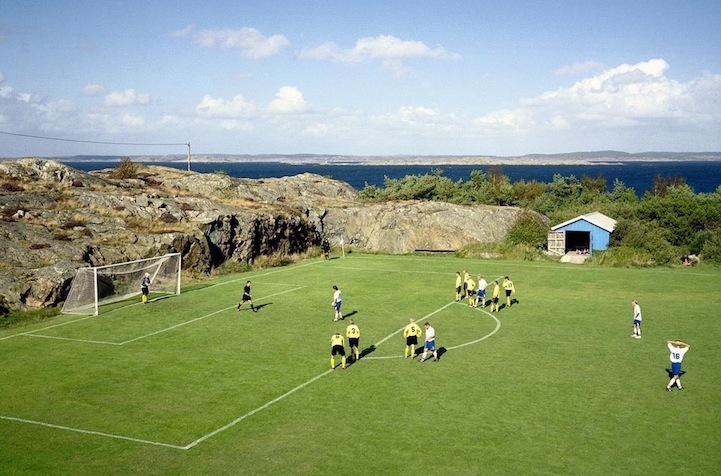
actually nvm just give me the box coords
[61,253,182,316]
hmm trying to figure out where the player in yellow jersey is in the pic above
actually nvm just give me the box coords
[330,332,347,370]
[465,275,476,306]
[503,276,515,308]
[454,272,463,301]
[346,319,360,363]
[491,280,500,312]
[462,269,470,297]
[403,318,423,358]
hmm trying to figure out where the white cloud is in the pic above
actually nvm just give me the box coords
[104,89,151,107]
[474,58,721,133]
[372,106,459,134]
[170,24,194,39]
[300,34,457,63]
[304,122,333,136]
[192,27,289,59]
[195,86,309,118]
[554,61,606,76]
[17,92,44,103]
[119,113,145,127]
[195,93,258,118]
[267,86,308,114]
[84,84,105,96]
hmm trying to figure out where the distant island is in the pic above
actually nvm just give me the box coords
[5,151,721,166]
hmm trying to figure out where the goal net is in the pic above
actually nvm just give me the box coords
[61,253,182,316]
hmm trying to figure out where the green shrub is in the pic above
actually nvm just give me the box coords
[0,306,60,329]
[212,260,253,276]
[109,157,138,179]
[701,231,721,263]
[506,212,548,248]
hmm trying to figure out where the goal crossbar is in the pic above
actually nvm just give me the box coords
[61,253,182,316]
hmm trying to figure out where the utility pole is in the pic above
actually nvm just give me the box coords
[186,142,191,171]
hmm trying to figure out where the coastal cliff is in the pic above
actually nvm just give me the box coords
[0,158,538,312]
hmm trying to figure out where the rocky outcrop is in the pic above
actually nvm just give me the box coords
[0,158,542,312]
[318,200,530,254]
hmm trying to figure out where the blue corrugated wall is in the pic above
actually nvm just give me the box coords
[556,219,611,251]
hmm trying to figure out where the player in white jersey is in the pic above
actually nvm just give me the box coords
[666,340,690,391]
[332,285,343,321]
[420,322,439,362]
[475,275,488,308]
[631,300,642,338]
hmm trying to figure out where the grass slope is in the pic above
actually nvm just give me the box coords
[1,254,719,475]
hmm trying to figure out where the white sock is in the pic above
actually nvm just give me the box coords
[676,379,682,388]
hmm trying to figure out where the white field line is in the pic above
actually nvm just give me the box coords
[4,286,306,346]
[0,299,499,450]
[0,415,186,450]
[181,369,335,450]
[332,264,506,285]
[446,303,502,350]
[0,314,97,341]
[0,260,321,343]
[346,253,721,278]
[182,299,499,448]
[364,301,501,360]
[371,301,455,349]
[117,285,306,345]
[199,260,322,291]
[21,334,122,346]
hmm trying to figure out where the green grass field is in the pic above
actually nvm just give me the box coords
[1,253,720,475]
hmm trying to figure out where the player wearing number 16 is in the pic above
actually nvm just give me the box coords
[666,340,690,391]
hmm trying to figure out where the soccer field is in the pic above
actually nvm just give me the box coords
[1,253,720,475]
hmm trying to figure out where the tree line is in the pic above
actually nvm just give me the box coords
[358,167,721,265]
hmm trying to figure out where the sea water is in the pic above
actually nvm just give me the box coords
[63,160,721,195]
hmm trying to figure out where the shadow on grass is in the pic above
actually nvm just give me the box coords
[359,344,376,359]
[665,368,686,378]
[150,295,174,303]
[342,310,358,319]
[237,302,271,312]
[345,345,376,369]
[498,299,520,311]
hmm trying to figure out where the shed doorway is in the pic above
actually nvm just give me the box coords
[565,230,591,253]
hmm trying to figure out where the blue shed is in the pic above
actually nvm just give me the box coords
[548,211,617,256]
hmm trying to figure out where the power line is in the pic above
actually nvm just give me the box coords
[0,129,188,147]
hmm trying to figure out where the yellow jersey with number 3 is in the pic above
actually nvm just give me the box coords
[346,325,360,338]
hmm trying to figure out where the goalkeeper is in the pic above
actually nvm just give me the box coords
[141,272,151,304]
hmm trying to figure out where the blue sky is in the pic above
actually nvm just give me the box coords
[1,0,720,157]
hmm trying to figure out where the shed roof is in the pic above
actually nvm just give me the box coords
[551,211,617,233]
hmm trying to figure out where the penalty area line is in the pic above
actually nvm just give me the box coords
[181,301,458,448]
[0,415,187,450]
[118,285,307,345]
[364,301,501,360]
[182,369,334,450]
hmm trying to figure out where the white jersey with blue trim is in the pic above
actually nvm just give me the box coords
[668,343,689,363]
